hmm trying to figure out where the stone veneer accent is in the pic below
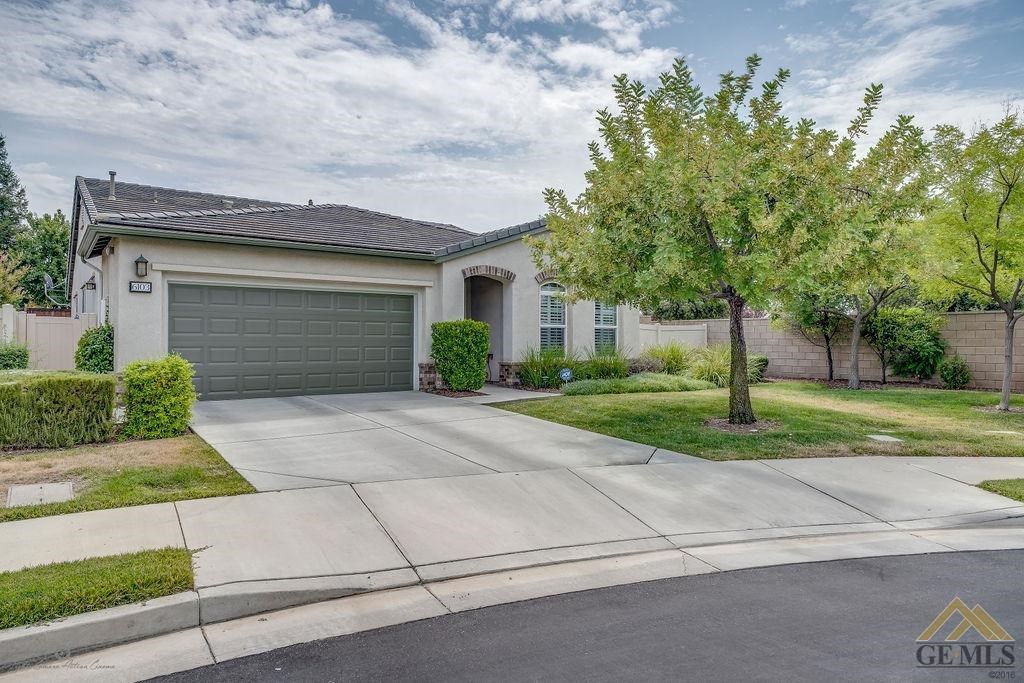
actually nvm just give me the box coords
[498,362,521,386]
[461,265,516,282]
[419,361,519,390]
[646,311,1024,392]
[418,362,447,392]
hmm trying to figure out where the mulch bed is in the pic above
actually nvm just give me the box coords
[704,418,781,434]
[812,379,938,391]
[973,405,1024,414]
[426,389,487,398]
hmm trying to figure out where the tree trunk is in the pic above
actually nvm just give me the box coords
[999,314,1018,411]
[880,354,887,385]
[727,295,756,424]
[848,313,863,390]
[824,334,835,381]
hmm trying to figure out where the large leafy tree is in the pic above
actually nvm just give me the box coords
[0,134,28,252]
[16,211,70,306]
[0,252,28,306]
[534,56,924,423]
[919,113,1024,410]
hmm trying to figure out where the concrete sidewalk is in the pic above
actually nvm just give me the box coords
[2,453,1024,674]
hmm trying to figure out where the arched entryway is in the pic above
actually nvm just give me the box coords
[462,266,515,382]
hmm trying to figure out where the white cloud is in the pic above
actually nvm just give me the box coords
[784,33,831,53]
[0,0,676,230]
[0,0,675,231]
[852,0,989,34]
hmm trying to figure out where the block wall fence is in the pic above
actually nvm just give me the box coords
[648,311,1024,392]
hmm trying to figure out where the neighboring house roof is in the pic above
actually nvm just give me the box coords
[68,176,544,292]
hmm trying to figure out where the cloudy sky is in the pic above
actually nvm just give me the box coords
[2,0,1022,232]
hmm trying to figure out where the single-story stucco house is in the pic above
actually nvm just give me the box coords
[66,173,641,400]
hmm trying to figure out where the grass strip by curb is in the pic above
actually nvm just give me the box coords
[0,436,255,523]
[0,548,193,630]
[979,479,1024,503]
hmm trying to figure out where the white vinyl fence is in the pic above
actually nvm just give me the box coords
[638,322,708,351]
[0,304,97,371]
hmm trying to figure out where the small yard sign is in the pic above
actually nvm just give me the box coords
[128,281,153,293]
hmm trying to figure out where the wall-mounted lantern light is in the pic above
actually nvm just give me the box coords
[83,276,96,291]
[135,255,149,278]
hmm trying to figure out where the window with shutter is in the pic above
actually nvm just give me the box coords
[594,302,617,351]
[540,283,566,351]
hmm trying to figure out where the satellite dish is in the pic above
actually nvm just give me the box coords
[44,273,55,290]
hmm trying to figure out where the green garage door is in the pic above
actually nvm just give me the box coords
[169,284,414,400]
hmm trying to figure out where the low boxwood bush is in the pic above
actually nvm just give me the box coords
[0,342,29,370]
[121,354,198,439]
[642,341,700,375]
[518,346,581,388]
[938,355,971,390]
[430,320,490,391]
[0,371,115,447]
[563,372,715,396]
[75,324,114,373]
[577,347,629,380]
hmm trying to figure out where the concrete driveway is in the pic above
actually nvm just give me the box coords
[190,391,660,490]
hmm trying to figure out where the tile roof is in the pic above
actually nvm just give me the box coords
[74,176,541,262]
[96,202,475,256]
[78,176,290,219]
[434,218,547,258]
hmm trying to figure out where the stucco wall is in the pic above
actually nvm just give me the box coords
[656,312,1024,391]
[107,236,441,371]
[439,238,641,361]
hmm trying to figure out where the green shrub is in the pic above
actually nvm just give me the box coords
[0,342,29,370]
[748,354,770,383]
[642,341,700,375]
[0,371,115,447]
[518,346,580,388]
[121,355,197,440]
[75,324,114,373]
[430,320,490,391]
[938,355,971,390]
[628,355,665,374]
[577,346,629,380]
[865,307,946,382]
[563,372,715,396]
[692,344,731,387]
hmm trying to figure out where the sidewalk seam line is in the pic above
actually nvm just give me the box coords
[755,460,890,524]
[567,469,663,538]
[349,486,424,584]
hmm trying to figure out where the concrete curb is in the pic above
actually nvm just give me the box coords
[0,591,199,672]
[197,568,420,623]
[5,524,1024,675]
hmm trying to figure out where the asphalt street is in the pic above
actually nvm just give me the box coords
[152,550,1024,682]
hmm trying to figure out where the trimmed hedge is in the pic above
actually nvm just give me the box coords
[431,320,490,391]
[0,371,115,448]
[121,355,198,439]
[75,324,114,373]
[0,343,29,370]
[938,355,971,390]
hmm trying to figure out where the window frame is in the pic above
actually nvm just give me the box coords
[594,301,618,351]
[539,282,567,352]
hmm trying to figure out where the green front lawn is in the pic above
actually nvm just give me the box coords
[979,479,1024,502]
[498,380,1024,460]
[0,435,254,522]
[0,548,193,630]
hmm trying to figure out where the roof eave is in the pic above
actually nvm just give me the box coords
[78,223,438,262]
[434,221,547,262]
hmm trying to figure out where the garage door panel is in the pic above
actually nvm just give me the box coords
[169,284,414,400]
